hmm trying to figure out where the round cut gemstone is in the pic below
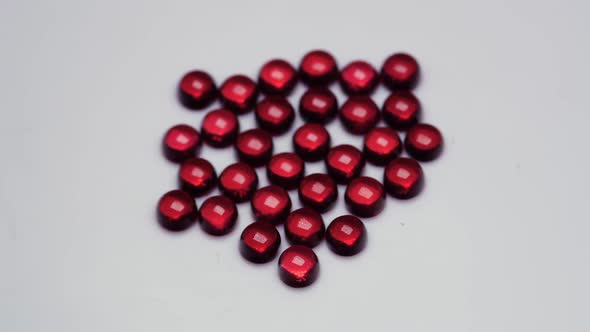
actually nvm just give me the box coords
[258,59,297,95]
[278,245,319,288]
[255,96,295,135]
[199,195,237,235]
[405,123,443,161]
[344,176,385,217]
[339,96,379,134]
[299,87,338,123]
[157,190,197,231]
[240,221,281,263]
[178,157,217,196]
[201,108,239,147]
[363,127,402,165]
[236,129,273,166]
[178,70,217,109]
[299,50,338,85]
[292,123,331,162]
[267,152,305,189]
[326,215,367,256]
[339,60,378,95]
[251,185,292,224]
[384,157,424,199]
[381,53,419,90]
[326,144,365,184]
[218,162,259,202]
[298,173,338,212]
[162,124,201,162]
[382,91,421,130]
[284,207,325,247]
[220,75,258,114]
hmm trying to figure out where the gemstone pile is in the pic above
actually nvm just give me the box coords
[157,51,444,288]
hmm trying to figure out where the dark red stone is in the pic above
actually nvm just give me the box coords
[292,123,331,162]
[278,245,319,288]
[198,195,237,235]
[200,108,239,147]
[157,190,197,231]
[255,96,295,135]
[240,221,281,263]
[220,75,258,114]
[363,127,402,165]
[298,173,338,212]
[178,157,217,196]
[384,157,424,199]
[162,124,201,162]
[284,207,325,247]
[236,129,273,167]
[339,96,379,134]
[218,162,259,202]
[258,59,297,95]
[325,144,365,184]
[381,53,419,90]
[339,61,378,95]
[267,152,305,189]
[251,185,292,224]
[382,91,421,130]
[299,50,338,85]
[405,123,443,161]
[326,215,367,256]
[299,87,338,123]
[178,70,217,109]
[345,176,385,217]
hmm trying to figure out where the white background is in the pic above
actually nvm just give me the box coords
[1,0,589,331]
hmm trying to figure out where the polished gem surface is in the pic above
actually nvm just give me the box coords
[299,87,338,123]
[339,60,378,95]
[157,190,197,231]
[339,96,379,134]
[384,157,424,199]
[326,215,367,256]
[405,123,443,161]
[201,108,239,147]
[218,162,259,202]
[199,195,237,235]
[363,127,402,165]
[251,185,292,224]
[298,173,338,212]
[345,176,385,217]
[381,53,419,90]
[258,59,297,95]
[220,75,258,114]
[179,157,217,197]
[326,144,365,184]
[236,129,273,166]
[255,96,295,135]
[267,152,305,189]
[284,207,325,247]
[292,123,331,162]
[178,70,217,109]
[382,91,421,130]
[278,245,319,288]
[240,221,281,263]
[299,50,338,85]
[162,124,201,162]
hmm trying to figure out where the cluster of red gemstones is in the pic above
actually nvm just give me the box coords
[158,50,443,288]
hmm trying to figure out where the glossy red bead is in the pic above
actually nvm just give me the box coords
[299,50,338,85]
[382,91,421,130]
[405,123,443,161]
[218,162,259,202]
[298,173,338,212]
[258,59,297,95]
[200,108,239,147]
[381,53,420,90]
[157,190,197,231]
[255,96,295,135]
[278,245,319,288]
[178,70,217,109]
[267,152,305,189]
[345,176,385,217]
[384,157,424,199]
[162,124,201,162]
[292,123,331,162]
[326,215,367,256]
[299,87,338,123]
[251,185,292,224]
[339,96,379,134]
[236,129,273,167]
[284,207,325,247]
[199,195,237,235]
[240,221,281,263]
[363,127,402,165]
[339,61,379,95]
[178,157,217,196]
[220,75,258,114]
[326,144,365,184]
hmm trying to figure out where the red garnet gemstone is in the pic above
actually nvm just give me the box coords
[339,96,380,134]
[292,123,331,162]
[382,91,421,130]
[236,129,273,167]
[339,61,379,95]
[278,245,319,288]
[299,87,338,123]
[284,207,325,247]
[381,53,420,90]
[299,50,338,85]
[251,185,292,224]
[267,152,305,189]
[178,70,217,110]
[326,215,367,256]
[200,108,239,147]
[178,157,217,196]
[240,221,281,263]
[157,190,197,231]
[298,173,338,212]
[258,59,297,95]
[198,195,237,235]
[162,124,201,162]
[384,157,424,199]
[218,162,259,202]
[363,127,402,165]
[220,75,258,114]
[405,123,443,161]
[326,144,365,184]
[255,96,295,135]
[345,176,385,217]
